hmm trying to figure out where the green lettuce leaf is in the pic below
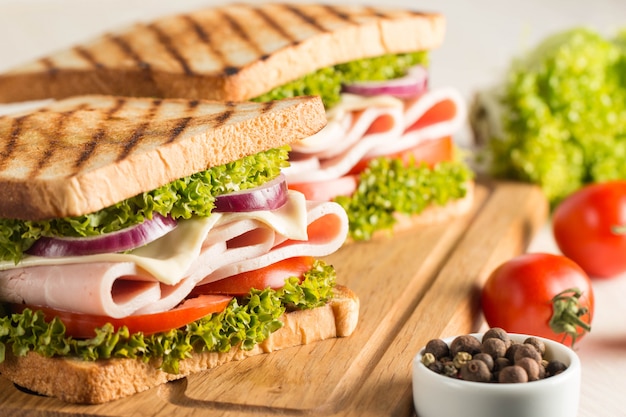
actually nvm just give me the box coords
[0,146,290,264]
[488,28,626,204]
[253,52,428,109]
[0,260,336,374]
[335,157,473,241]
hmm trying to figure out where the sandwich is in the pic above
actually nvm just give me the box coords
[0,3,474,241]
[0,94,359,404]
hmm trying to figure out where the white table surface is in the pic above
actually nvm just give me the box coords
[0,1,625,416]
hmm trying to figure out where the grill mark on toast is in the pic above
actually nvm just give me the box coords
[107,33,153,78]
[74,45,104,69]
[166,100,199,144]
[117,99,163,162]
[147,23,194,76]
[284,4,329,33]
[219,10,263,57]
[323,4,361,23]
[261,100,276,115]
[0,116,26,170]
[254,6,300,53]
[39,57,58,76]
[213,101,236,127]
[182,14,240,75]
[73,98,127,172]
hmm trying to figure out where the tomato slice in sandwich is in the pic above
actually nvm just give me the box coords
[192,256,316,296]
[11,294,233,338]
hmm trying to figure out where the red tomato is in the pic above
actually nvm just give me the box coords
[192,256,316,296]
[481,253,594,346]
[553,180,626,278]
[405,98,457,133]
[12,294,232,339]
[348,136,453,175]
[288,175,358,201]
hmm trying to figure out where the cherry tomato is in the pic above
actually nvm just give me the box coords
[481,253,594,346]
[192,256,316,296]
[553,180,626,278]
[11,294,233,338]
[288,175,358,201]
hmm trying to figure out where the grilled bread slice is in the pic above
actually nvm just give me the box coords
[0,94,325,221]
[0,284,359,404]
[0,3,445,103]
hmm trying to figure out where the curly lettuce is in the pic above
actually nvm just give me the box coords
[0,260,336,374]
[335,157,474,241]
[487,28,626,204]
[0,146,290,264]
[252,52,428,109]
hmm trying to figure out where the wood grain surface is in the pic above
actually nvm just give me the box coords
[0,179,548,417]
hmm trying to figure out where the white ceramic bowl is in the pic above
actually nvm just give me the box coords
[412,333,581,417]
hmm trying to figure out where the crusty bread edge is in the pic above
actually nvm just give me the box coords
[0,285,359,404]
[0,8,445,103]
[0,95,326,220]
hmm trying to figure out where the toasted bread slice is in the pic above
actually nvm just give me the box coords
[0,285,359,404]
[0,94,325,220]
[0,4,445,103]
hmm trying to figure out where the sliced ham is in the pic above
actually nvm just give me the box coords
[0,192,348,318]
[283,87,466,184]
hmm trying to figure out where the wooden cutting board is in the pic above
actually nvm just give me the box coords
[0,179,548,417]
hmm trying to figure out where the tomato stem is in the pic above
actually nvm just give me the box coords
[549,287,591,347]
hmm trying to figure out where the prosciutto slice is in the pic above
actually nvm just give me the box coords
[283,87,466,184]
[0,193,348,318]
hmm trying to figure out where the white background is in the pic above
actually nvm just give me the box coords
[0,1,625,415]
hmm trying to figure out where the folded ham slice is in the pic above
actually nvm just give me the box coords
[0,192,348,318]
[283,87,466,184]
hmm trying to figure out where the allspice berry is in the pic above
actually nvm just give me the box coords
[482,337,507,359]
[424,338,450,360]
[498,365,529,383]
[473,352,495,371]
[482,327,512,348]
[450,334,482,356]
[460,359,491,382]
[524,337,546,356]
[513,343,542,364]
[516,357,541,381]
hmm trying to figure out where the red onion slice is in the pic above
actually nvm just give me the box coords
[213,173,288,212]
[26,214,177,258]
[342,65,428,98]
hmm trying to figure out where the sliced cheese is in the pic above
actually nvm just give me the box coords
[0,191,309,286]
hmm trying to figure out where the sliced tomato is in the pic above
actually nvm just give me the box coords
[405,98,457,133]
[193,256,316,296]
[365,113,397,135]
[348,136,454,175]
[288,175,358,201]
[11,294,233,338]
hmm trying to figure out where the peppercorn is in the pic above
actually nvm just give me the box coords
[460,359,492,382]
[473,352,495,371]
[494,357,511,372]
[513,343,542,364]
[482,327,511,348]
[424,338,450,360]
[524,336,546,356]
[505,343,523,362]
[498,365,529,383]
[516,357,541,381]
[450,334,482,357]
[443,360,458,377]
[481,337,507,359]
[453,351,473,369]
[546,360,568,377]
